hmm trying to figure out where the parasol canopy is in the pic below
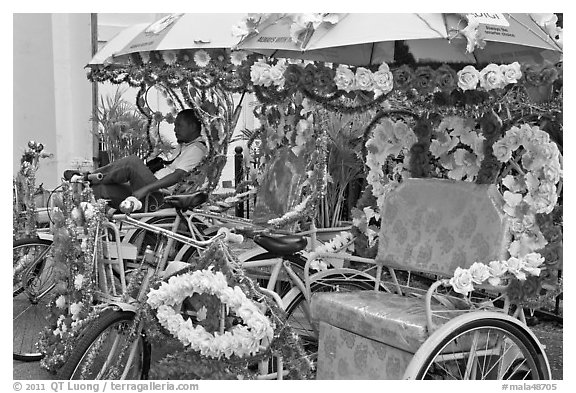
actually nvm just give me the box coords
[88,13,246,67]
[234,13,562,66]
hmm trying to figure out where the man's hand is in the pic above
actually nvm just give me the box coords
[132,169,187,201]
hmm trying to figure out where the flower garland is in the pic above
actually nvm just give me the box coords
[13,141,53,239]
[141,241,313,379]
[147,268,275,359]
[303,231,355,271]
[449,253,545,297]
[448,123,562,305]
[38,183,107,373]
[87,53,562,118]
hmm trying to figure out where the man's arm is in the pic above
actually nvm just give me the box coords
[132,169,187,200]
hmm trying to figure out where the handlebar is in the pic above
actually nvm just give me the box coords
[70,173,103,183]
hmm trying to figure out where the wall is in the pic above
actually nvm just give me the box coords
[13,14,93,189]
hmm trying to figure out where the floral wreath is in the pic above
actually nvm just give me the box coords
[448,123,562,305]
[147,268,274,359]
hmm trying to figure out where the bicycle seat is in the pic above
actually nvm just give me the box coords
[164,191,208,211]
[253,233,307,256]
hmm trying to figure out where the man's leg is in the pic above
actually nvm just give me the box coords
[92,183,133,210]
[96,156,157,191]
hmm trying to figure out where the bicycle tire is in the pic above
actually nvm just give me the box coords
[13,237,54,361]
[409,317,550,380]
[59,309,151,380]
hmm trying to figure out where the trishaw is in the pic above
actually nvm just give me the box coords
[14,13,562,380]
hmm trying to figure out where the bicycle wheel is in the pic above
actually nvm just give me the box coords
[408,317,550,380]
[282,270,380,375]
[242,252,307,298]
[13,237,55,361]
[59,309,151,380]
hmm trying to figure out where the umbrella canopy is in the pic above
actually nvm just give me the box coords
[235,13,562,66]
[89,13,246,66]
[88,22,149,66]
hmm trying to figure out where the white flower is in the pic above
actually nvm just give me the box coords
[230,51,248,66]
[354,67,374,91]
[231,20,250,37]
[196,306,208,321]
[503,127,523,151]
[193,50,211,68]
[487,260,508,286]
[542,162,562,184]
[468,262,490,284]
[523,252,544,276]
[74,274,84,290]
[479,64,506,90]
[500,62,523,84]
[373,63,394,96]
[269,59,287,88]
[457,65,480,91]
[69,302,83,321]
[506,257,527,280]
[80,201,95,220]
[71,207,83,223]
[492,138,513,162]
[334,65,356,92]
[449,267,474,296]
[55,295,66,309]
[250,60,273,87]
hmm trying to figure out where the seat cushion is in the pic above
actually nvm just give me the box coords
[311,290,459,354]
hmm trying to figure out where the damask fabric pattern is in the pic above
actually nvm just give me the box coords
[376,178,510,277]
[311,291,462,354]
[317,321,413,380]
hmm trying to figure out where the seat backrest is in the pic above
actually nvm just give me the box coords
[376,178,510,277]
[251,147,309,225]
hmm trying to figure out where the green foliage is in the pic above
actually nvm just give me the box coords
[320,111,373,227]
[92,87,151,161]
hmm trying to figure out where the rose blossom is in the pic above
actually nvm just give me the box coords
[393,65,414,91]
[500,62,523,84]
[503,127,523,151]
[435,64,457,92]
[449,267,474,295]
[373,63,394,96]
[479,64,506,90]
[457,65,480,91]
[492,138,513,162]
[523,252,544,276]
[269,59,287,88]
[250,60,273,86]
[506,257,527,280]
[354,67,375,91]
[334,65,356,92]
[469,262,490,284]
[488,260,508,286]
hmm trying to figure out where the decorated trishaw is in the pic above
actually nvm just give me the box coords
[13,13,562,380]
